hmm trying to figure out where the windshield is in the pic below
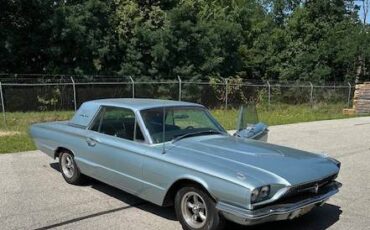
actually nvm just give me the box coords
[140,106,226,143]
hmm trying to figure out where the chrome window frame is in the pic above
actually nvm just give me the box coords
[87,105,150,144]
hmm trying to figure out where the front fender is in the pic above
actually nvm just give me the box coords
[164,173,250,209]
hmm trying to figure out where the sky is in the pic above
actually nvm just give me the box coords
[356,0,370,23]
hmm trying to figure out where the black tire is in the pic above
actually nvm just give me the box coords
[59,151,86,185]
[175,185,225,230]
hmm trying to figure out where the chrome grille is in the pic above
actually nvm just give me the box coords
[284,174,338,198]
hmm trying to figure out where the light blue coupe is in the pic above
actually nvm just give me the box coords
[30,99,341,230]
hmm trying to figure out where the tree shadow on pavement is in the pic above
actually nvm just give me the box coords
[49,163,342,229]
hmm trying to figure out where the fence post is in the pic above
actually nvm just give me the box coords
[266,81,271,108]
[224,78,228,110]
[129,76,135,98]
[70,77,77,111]
[347,82,352,108]
[177,75,182,101]
[309,82,314,106]
[0,82,6,127]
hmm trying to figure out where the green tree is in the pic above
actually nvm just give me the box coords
[47,0,118,75]
[0,0,56,73]
[1,0,369,83]
[260,0,365,82]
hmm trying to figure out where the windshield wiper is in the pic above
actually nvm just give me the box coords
[172,130,224,143]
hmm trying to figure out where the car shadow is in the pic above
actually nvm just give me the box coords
[49,162,177,221]
[90,178,177,221]
[49,163,342,229]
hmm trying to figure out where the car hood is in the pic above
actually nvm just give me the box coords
[169,135,339,186]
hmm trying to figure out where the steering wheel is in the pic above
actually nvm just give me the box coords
[185,126,194,130]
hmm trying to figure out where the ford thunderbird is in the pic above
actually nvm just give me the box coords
[30,99,341,230]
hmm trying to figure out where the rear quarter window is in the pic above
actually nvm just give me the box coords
[70,102,101,128]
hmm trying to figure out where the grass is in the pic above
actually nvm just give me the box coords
[212,103,356,130]
[0,103,356,153]
[0,111,73,153]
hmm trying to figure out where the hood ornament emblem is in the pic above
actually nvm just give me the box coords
[236,172,246,181]
[313,183,319,193]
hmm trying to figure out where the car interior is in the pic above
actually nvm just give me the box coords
[91,108,144,141]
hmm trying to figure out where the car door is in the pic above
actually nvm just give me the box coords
[234,103,269,141]
[84,106,148,194]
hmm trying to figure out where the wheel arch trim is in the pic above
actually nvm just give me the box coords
[162,175,216,207]
[54,146,76,159]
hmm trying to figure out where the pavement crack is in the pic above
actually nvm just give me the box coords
[354,122,370,126]
[33,201,148,230]
[335,147,370,159]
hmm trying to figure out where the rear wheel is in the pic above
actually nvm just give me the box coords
[175,186,225,230]
[59,151,86,185]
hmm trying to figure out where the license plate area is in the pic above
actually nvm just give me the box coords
[289,206,313,219]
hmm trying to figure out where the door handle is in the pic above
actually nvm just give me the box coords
[86,137,99,147]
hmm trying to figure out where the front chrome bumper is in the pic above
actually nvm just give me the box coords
[216,181,341,226]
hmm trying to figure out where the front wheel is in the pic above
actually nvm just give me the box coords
[175,186,225,230]
[59,151,86,185]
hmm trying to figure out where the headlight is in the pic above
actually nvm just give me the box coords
[250,185,270,203]
[260,186,270,198]
[251,189,259,202]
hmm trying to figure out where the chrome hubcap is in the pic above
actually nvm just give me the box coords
[61,153,75,178]
[181,191,207,228]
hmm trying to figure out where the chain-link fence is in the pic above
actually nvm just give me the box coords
[0,74,355,126]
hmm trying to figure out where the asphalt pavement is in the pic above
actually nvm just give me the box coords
[1,117,370,230]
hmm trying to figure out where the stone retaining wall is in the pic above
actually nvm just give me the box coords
[351,82,370,115]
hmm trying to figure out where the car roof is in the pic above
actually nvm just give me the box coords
[87,98,204,111]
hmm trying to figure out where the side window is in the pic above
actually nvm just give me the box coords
[90,106,144,142]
